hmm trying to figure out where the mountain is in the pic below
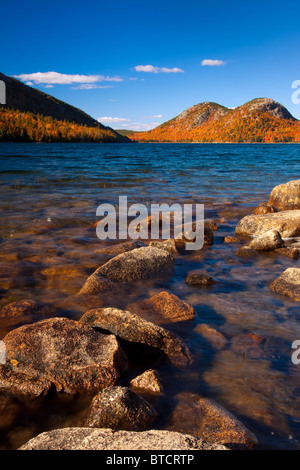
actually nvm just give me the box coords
[129,98,300,143]
[0,72,130,143]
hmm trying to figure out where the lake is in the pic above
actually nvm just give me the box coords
[0,142,299,450]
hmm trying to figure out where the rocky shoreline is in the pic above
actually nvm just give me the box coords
[0,178,300,450]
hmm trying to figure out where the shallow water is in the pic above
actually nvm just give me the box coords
[0,142,300,450]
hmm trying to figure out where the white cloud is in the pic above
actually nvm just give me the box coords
[142,114,163,119]
[13,71,123,85]
[97,117,131,123]
[72,84,113,90]
[116,121,162,131]
[201,59,226,67]
[160,67,184,73]
[134,65,160,73]
[134,65,184,73]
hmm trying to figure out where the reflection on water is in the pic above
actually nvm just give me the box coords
[0,143,300,449]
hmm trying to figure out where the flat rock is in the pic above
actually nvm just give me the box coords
[81,247,174,287]
[248,229,284,251]
[130,369,163,394]
[19,427,228,450]
[79,308,191,367]
[128,291,195,323]
[86,386,157,430]
[235,210,300,238]
[270,268,300,301]
[168,393,257,450]
[0,317,128,397]
[268,179,300,210]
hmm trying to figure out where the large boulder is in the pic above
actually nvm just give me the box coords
[168,393,257,450]
[19,427,228,450]
[235,210,300,238]
[86,386,157,431]
[270,268,300,301]
[79,308,191,367]
[268,179,300,210]
[0,317,128,397]
[248,229,284,251]
[79,247,174,293]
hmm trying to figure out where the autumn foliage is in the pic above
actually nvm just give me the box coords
[0,108,123,143]
[130,101,300,143]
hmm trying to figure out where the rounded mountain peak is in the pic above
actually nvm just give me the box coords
[240,98,296,120]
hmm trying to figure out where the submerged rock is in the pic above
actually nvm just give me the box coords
[128,291,195,323]
[268,179,300,211]
[81,247,174,288]
[168,393,257,450]
[204,219,219,231]
[231,333,265,358]
[248,229,284,251]
[270,268,300,301]
[185,273,215,287]
[223,236,240,244]
[235,246,258,259]
[174,223,214,247]
[194,324,227,350]
[0,393,19,430]
[275,246,300,260]
[0,300,40,319]
[235,210,300,238]
[79,308,191,367]
[86,386,157,431]
[19,427,228,450]
[0,317,128,397]
[130,369,163,395]
[204,227,214,245]
[94,240,146,256]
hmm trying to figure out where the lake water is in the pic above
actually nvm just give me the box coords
[0,142,299,450]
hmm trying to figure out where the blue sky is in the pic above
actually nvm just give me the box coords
[2,0,300,129]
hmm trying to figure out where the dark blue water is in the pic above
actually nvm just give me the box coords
[0,142,300,450]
